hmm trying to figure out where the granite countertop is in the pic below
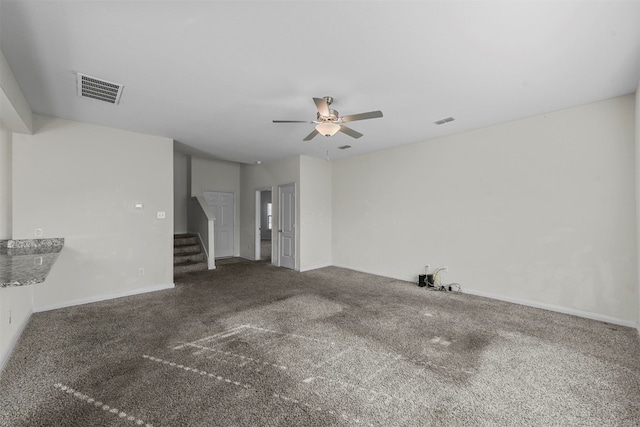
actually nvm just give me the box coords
[0,238,64,287]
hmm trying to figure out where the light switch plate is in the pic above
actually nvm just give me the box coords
[157,211,166,219]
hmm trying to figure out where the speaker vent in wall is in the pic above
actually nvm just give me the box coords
[77,73,124,104]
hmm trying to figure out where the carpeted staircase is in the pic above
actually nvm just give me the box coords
[174,234,208,275]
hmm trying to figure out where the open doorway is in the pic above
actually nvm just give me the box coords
[255,188,273,262]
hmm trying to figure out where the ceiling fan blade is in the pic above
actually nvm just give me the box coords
[313,97,330,117]
[303,129,319,141]
[339,125,363,139]
[273,120,313,123]
[341,110,383,123]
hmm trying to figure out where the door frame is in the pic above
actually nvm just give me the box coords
[278,183,296,270]
[254,186,273,262]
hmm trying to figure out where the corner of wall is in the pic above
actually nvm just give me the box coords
[0,121,13,239]
[299,155,332,271]
[0,286,34,374]
[635,81,640,334]
[0,306,32,374]
[0,49,33,134]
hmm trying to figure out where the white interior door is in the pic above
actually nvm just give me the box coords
[279,184,295,270]
[203,191,234,258]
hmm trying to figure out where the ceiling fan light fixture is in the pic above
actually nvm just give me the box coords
[315,122,340,137]
[273,96,383,141]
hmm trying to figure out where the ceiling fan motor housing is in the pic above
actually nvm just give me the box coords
[317,109,339,123]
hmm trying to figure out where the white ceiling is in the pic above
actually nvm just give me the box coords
[2,1,639,164]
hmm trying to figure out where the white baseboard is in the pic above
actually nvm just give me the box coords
[331,264,639,329]
[33,283,175,313]
[331,263,398,280]
[463,287,638,329]
[300,263,332,272]
[0,310,32,374]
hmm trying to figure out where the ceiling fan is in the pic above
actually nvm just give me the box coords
[273,96,383,141]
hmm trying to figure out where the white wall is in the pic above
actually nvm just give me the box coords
[0,121,33,372]
[333,95,637,324]
[13,115,174,310]
[190,157,240,256]
[636,83,640,332]
[300,155,332,271]
[0,121,12,239]
[239,156,300,267]
[173,151,188,234]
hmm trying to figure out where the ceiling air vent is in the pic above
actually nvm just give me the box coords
[338,145,351,150]
[77,73,124,104]
[434,116,455,125]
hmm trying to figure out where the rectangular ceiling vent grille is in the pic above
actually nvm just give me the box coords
[77,73,124,104]
[434,116,455,125]
[338,145,351,150]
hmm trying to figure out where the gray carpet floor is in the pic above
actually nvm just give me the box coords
[1,260,639,426]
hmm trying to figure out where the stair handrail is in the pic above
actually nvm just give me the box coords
[187,196,215,269]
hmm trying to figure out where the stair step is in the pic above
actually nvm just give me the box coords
[174,235,199,246]
[175,249,202,256]
[174,244,201,255]
[174,252,206,264]
[174,260,208,275]
[173,234,206,275]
